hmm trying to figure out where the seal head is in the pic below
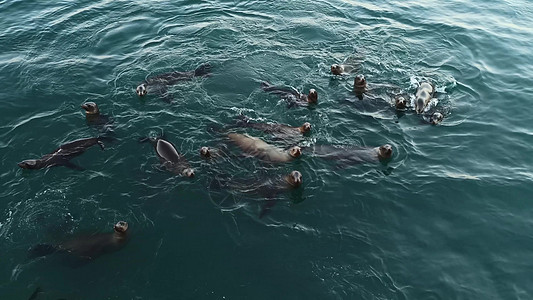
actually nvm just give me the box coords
[288,146,302,158]
[395,96,407,110]
[287,170,303,187]
[200,146,211,158]
[114,221,129,234]
[429,112,444,125]
[182,168,195,178]
[354,74,366,89]
[307,89,318,104]
[300,122,312,134]
[331,64,343,75]
[81,102,100,115]
[378,144,393,160]
[18,159,38,169]
[136,84,147,97]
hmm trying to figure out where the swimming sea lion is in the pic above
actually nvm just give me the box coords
[307,143,392,165]
[211,170,303,218]
[28,221,129,263]
[395,96,407,110]
[140,137,195,178]
[353,74,368,100]
[414,82,435,114]
[235,115,311,137]
[136,63,211,102]
[81,102,113,128]
[425,112,444,125]
[260,81,318,107]
[331,64,355,76]
[18,137,107,170]
[227,133,301,163]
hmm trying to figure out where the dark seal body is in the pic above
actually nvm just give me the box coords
[18,137,106,170]
[136,63,211,102]
[28,221,129,264]
[307,144,393,165]
[142,137,195,177]
[260,81,317,107]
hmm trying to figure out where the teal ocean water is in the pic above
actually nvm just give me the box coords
[1,0,533,299]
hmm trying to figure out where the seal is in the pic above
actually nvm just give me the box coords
[81,102,113,128]
[331,64,355,76]
[307,143,392,165]
[260,81,318,107]
[210,170,303,218]
[395,96,407,110]
[227,133,301,163]
[425,112,444,125]
[353,74,367,100]
[414,81,435,114]
[235,115,311,138]
[140,137,195,178]
[28,221,129,263]
[136,63,211,102]
[18,137,107,170]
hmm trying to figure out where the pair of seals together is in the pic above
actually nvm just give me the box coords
[28,221,129,262]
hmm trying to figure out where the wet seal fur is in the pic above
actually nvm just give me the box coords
[307,144,393,166]
[28,221,129,263]
[414,82,435,114]
[136,63,211,102]
[140,137,195,178]
[331,64,356,76]
[353,74,367,100]
[18,137,108,170]
[260,81,317,107]
[234,115,311,138]
[227,133,301,163]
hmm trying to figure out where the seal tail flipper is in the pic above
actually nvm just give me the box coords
[28,244,58,259]
[194,63,212,77]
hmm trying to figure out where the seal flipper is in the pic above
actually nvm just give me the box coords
[28,243,59,259]
[28,287,44,300]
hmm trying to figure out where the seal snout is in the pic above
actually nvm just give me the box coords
[200,146,211,158]
[430,112,444,125]
[395,97,406,110]
[81,102,99,114]
[379,144,393,159]
[290,170,303,187]
[183,168,195,178]
[114,221,128,233]
[354,74,366,88]
[18,160,36,169]
[136,84,147,97]
[331,64,342,75]
[307,89,318,104]
[301,122,312,133]
[289,146,302,158]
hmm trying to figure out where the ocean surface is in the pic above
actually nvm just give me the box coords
[1,0,533,299]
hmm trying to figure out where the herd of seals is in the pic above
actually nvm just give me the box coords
[20,61,447,267]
